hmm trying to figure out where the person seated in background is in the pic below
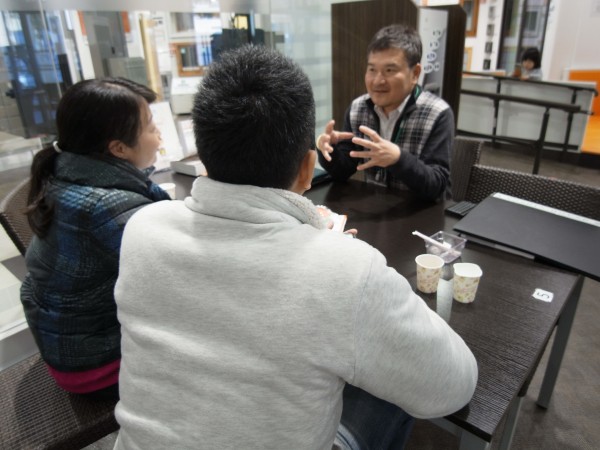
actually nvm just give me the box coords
[20,77,171,400]
[113,44,477,450]
[317,24,454,202]
[516,47,543,81]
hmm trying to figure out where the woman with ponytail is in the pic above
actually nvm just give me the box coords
[21,77,171,400]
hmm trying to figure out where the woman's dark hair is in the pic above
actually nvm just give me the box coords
[367,24,422,68]
[26,77,157,237]
[521,47,541,69]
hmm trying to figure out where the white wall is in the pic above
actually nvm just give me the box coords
[543,0,600,80]
[465,0,504,72]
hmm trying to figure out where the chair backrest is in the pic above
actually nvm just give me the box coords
[0,353,119,449]
[450,137,483,201]
[465,165,600,221]
[0,178,33,256]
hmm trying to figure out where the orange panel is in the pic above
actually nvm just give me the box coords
[581,116,600,155]
[568,70,600,115]
[121,12,131,34]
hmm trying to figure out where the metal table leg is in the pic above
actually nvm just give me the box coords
[537,275,584,408]
[497,396,524,450]
[430,418,490,450]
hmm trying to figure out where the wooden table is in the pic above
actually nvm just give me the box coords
[154,172,583,450]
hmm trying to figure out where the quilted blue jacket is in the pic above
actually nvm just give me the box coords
[21,152,170,371]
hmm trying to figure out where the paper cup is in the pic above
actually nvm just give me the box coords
[415,254,445,294]
[159,182,177,200]
[453,263,483,303]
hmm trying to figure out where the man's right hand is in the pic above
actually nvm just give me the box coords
[317,120,354,162]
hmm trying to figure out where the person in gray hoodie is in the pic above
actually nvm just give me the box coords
[113,44,477,450]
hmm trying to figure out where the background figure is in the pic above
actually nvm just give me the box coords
[317,24,454,201]
[114,44,477,450]
[518,47,543,80]
[20,77,170,400]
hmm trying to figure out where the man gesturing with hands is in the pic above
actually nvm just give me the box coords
[318,24,454,201]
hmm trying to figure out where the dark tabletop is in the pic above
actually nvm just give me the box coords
[156,172,580,442]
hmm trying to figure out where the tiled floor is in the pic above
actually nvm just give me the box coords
[0,226,20,260]
[0,229,24,334]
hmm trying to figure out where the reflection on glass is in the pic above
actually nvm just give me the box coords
[0,2,333,165]
[0,10,63,139]
[498,0,549,72]
[462,0,479,37]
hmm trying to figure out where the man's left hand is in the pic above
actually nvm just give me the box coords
[349,125,401,170]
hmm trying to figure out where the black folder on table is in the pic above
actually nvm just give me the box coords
[453,193,600,281]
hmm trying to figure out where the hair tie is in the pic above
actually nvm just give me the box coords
[52,141,62,153]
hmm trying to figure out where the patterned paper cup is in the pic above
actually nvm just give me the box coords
[453,263,483,303]
[415,254,445,294]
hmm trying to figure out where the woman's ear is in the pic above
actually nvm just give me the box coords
[291,149,317,195]
[108,140,127,160]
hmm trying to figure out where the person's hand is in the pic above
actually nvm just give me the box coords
[316,120,354,162]
[349,125,401,170]
[326,221,358,238]
[344,228,358,238]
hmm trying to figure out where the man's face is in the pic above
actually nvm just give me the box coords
[365,48,421,115]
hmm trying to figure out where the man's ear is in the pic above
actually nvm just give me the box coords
[292,149,317,195]
[411,63,422,84]
[108,140,127,160]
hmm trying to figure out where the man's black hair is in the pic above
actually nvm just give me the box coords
[366,24,422,67]
[192,44,316,189]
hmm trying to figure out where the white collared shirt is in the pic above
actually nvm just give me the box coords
[373,95,410,141]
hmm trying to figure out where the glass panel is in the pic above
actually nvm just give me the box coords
[0,0,340,352]
[0,7,55,172]
[498,0,549,73]
[0,0,338,165]
[271,0,333,132]
[498,0,525,72]
[520,0,548,53]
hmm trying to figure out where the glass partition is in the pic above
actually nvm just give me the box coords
[0,0,353,365]
[498,0,549,73]
[0,0,341,165]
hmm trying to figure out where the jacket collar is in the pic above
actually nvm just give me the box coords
[54,152,155,197]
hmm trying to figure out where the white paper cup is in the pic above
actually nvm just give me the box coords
[159,182,177,200]
[453,263,483,303]
[415,254,445,294]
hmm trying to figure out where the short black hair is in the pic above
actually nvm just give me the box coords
[192,44,315,189]
[367,24,422,67]
[521,47,541,69]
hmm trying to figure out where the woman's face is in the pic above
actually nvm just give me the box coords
[522,59,535,71]
[118,104,162,169]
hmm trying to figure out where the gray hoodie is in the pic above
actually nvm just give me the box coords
[114,176,477,450]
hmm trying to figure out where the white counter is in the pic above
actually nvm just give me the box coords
[457,75,596,152]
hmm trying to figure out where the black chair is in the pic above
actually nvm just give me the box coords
[451,137,600,221]
[450,137,483,201]
[0,178,33,256]
[465,165,600,221]
[1,179,120,448]
[0,353,119,450]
